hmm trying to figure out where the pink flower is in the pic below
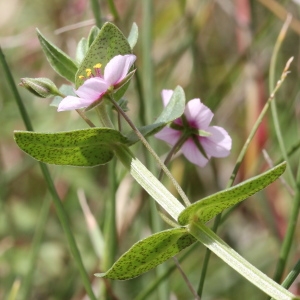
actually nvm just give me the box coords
[58,54,136,111]
[155,90,232,167]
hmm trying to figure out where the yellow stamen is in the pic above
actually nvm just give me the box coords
[86,68,92,77]
[93,63,102,69]
[78,75,85,79]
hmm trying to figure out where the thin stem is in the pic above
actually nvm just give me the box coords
[142,0,154,125]
[197,56,294,296]
[281,259,300,290]
[108,95,191,206]
[20,196,51,300]
[263,149,294,197]
[273,162,300,283]
[134,244,198,300]
[96,101,114,128]
[190,221,297,300]
[90,0,102,28]
[157,135,197,297]
[268,15,299,283]
[0,48,33,131]
[113,145,185,221]
[173,256,200,300]
[94,100,117,298]
[107,0,119,21]
[275,139,300,165]
[103,159,118,296]
[0,47,97,300]
[76,109,96,127]
[134,70,147,126]
[269,14,295,190]
[158,133,189,180]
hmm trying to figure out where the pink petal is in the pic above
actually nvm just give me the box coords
[104,54,136,86]
[201,126,232,157]
[57,95,95,111]
[76,77,109,100]
[154,127,181,146]
[181,138,209,167]
[184,99,214,129]
[161,90,174,107]
[160,89,183,126]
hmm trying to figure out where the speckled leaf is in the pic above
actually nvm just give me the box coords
[36,29,78,83]
[75,22,132,89]
[126,86,186,145]
[178,162,286,226]
[95,227,196,280]
[14,128,128,167]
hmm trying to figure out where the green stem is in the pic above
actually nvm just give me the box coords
[275,139,300,165]
[189,221,297,300]
[142,0,154,125]
[103,159,117,270]
[0,47,97,300]
[158,133,189,181]
[197,56,294,296]
[107,0,119,21]
[281,259,300,290]
[20,196,51,300]
[113,145,184,221]
[272,165,300,283]
[134,70,147,127]
[134,243,198,300]
[96,101,114,128]
[76,109,96,127]
[197,15,294,296]
[269,15,295,190]
[268,15,299,283]
[90,0,102,28]
[95,100,116,299]
[108,95,190,206]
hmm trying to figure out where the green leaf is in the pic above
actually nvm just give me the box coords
[95,227,196,280]
[75,22,132,89]
[126,86,186,144]
[76,37,88,64]
[14,128,128,167]
[178,162,286,226]
[127,22,138,49]
[36,29,78,83]
[87,26,100,47]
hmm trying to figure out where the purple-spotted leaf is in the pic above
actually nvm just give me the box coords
[95,227,196,280]
[14,128,128,167]
[75,22,132,89]
[178,162,286,226]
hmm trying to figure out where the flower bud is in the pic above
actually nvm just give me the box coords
[19,77,62,98]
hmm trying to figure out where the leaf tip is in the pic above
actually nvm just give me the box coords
[94,272,106,278]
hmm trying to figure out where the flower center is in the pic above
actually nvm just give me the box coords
[170,117,211,138]
[78,63,103,80]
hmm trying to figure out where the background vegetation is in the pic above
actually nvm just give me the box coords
[0,0,299,299]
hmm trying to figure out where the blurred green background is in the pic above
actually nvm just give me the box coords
[0,0,299,299]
